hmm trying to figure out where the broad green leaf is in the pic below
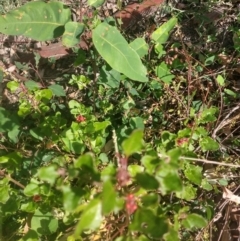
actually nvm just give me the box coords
[25,80,41,90]
[0,1,71,41]
[122,129,144,157]
[0,152,22,170]
[93,23,148,82]
[8,126,20,143]
[39,183,51,196]
[155,62,175,84]
[176,183,196,201]
[21,201,37,212]
[141,155,159,174]
[2,194,19,214]
[200,136,219,151]
[48,84,66,97]
[99,65,121,88]
[198,107,218,123]
[129,38,149,57]
[74,153,94,169]
[62,185,84,212]
[128,164,144,177]
[38,165,59,185]
[205,55,215,65]
[184,164,202,186]
[7,80,19,92]
[141,193,159,208]
[20,230,38,241]
[61,138,86,154]
[88,0,105,7]
[130,208,168,238]
[102,180,117,214]
[224,88,237,97]
[164,229,179,241]
[201,178,213,191]
[151,17,177,44]
[130,117,144,130]
[35,89,53,101]
[62,22,85,47]
[161,172,182,192]
[31,209,58,235]
[0,178,10,203]
[136,173,159,190]
[216,74,225,87]
[93,121,111,132]
[24,179,40,196]
[182,213,207,229]
[75,199,102,235]
[218,178,228,186]
[18,102,32,117]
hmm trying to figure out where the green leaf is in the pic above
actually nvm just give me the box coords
[31,209,58,235]
[219,178,228,186]
[37,165,59,185]
[7,80,19,92]
[21,201,37,213]
[200,136,219,151]
[0,1,71,41]
[122,129,144,157]
[204,55,215,65]
[224,88,237,97]
[161,172,182,192]
[62,22,85,47]
[141,155,159,174]
[102,180,117,214]
[0,178,10,203]
[92,22,148,82]
[35,89,53,101]
[128,164,144,177]
[99,65,121,88]
[75,199,102,235]
[155,62,175,84]
[24,179,40,196]
[130,117,144,130]
[182,213,207,229]
[74,153,94,170]
[164,229,179,241]
[176,183,197,201]
[2,195,19,215]
[48,84,66,97]
[130,208,168,238]
[93,121,111,132]
[136,173,159,190]
[198,107,218,123]
[20,230,39,241]
[88,0,105,8]
[25,80,41,90]
[201,178,213,191]
[62,185,84,212]
[184,164,202,186]
[129,38,149,57]
[141,193,159,208]
[151,17,177,44]
[216,74,225,87]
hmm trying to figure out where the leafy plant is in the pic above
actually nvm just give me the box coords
[0,0,239,241]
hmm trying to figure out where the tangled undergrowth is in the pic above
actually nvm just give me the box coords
[1,0,240,240]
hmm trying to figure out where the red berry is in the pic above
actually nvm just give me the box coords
[76,115,86,123]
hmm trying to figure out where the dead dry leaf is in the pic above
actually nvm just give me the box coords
[223,187,240,204]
